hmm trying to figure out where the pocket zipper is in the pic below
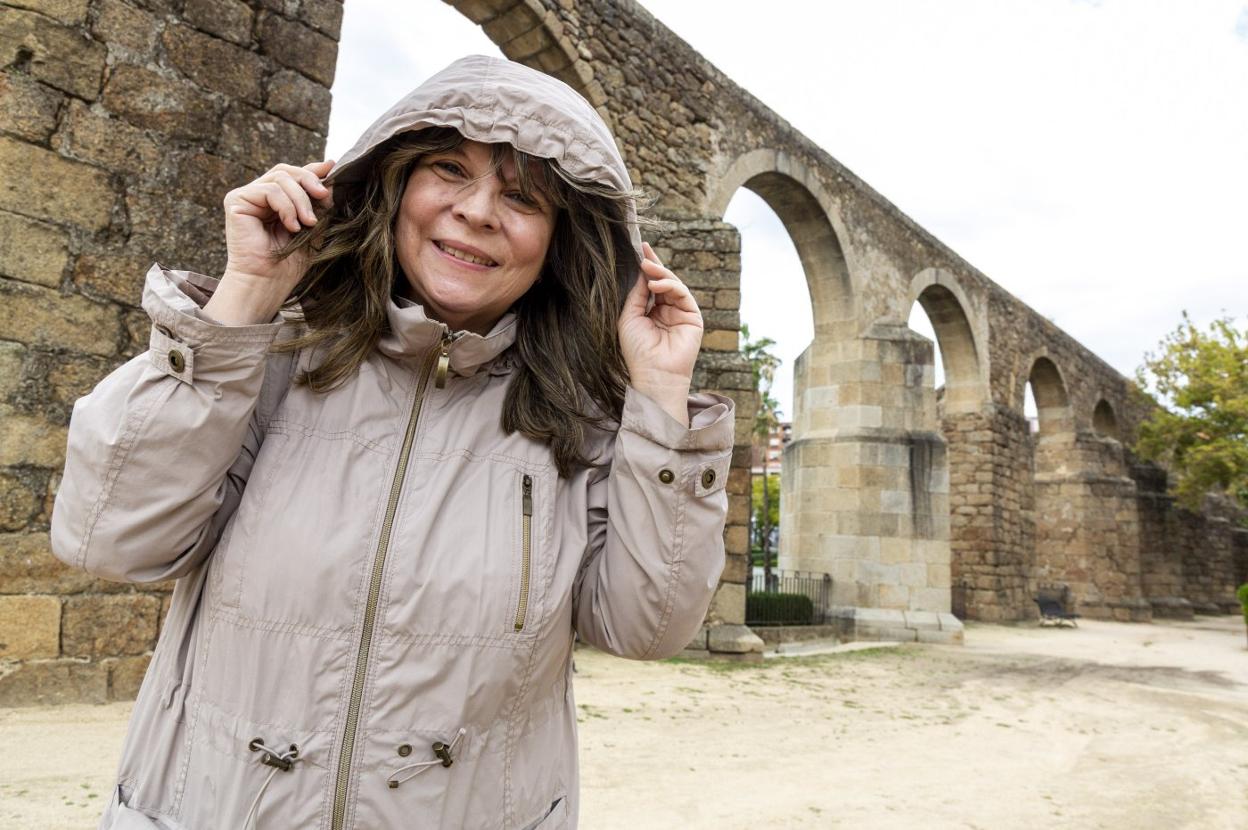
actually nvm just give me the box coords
[514,474,533,631]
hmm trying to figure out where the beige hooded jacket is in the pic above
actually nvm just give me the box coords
[49,55,735,829]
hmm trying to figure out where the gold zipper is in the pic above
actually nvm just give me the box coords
[331,331,450,830]
[435,335,451,388]
[513,473,533,631]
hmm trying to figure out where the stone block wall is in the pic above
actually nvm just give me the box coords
[946,404,1035,621]
[781,324,952,616]
[650,220,760,655]
[1234,529,1248,590]
[1132,462,1192,617]
[1177,505,1242,615]
[1,0,341,704]
[0,532,169,704]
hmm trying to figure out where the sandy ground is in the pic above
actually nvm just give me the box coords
[2,616,1246,829]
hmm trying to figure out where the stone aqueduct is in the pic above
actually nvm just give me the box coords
[1,0,1244,702]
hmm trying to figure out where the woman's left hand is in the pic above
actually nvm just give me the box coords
[617,242,704,427]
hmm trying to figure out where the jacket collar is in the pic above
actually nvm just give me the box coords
[378,291,518,378]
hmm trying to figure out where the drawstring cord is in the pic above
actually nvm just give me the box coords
[244,739,300,830]
[386,727,467,789]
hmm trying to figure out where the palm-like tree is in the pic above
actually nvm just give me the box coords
[741,324,782,589]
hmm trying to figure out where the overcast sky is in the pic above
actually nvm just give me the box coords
[326,0,1247,419]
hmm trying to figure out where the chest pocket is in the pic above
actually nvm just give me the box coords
[384,454,554,642]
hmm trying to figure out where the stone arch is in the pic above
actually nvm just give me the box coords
[448,0,604,108]
[1093,399,1120,440]
[707,149,855,333]
[907,269,986,415]
[1017,354,1074,438]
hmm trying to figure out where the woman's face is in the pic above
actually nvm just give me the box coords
[394,139,556,336]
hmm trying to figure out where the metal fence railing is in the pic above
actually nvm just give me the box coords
[745,569,832,626]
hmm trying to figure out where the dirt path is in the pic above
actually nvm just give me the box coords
[3,616,1246,829]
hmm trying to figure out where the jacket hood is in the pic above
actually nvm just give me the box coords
[324,54,642,372]
[324,53,641,261]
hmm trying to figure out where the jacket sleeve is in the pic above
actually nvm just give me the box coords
[572,384,736,660]
[49,263,293,584]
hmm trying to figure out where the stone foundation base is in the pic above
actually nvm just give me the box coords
[829,607,964,645]
[680,623,765,660]
[750,624,842,647]
[1147,596,1195,619]
[1074,598,1153,622]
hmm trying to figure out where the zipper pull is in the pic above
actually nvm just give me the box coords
[434,333,451,389]
[522,474,532,516]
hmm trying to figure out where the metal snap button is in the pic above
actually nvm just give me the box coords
[701,468,716,488]
[168,348,186,372]
[397,744,412,757]
[658,468,674,484]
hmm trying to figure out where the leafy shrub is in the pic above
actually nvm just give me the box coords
[746,591,815,626]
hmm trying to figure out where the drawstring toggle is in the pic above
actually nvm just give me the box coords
[387,727,466,789]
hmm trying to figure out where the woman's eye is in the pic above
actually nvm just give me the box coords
[434,161,464,176]
[507,191,537,207]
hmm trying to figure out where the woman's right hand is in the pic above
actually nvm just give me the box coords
[221,159,335,292]
[203,160,335,325]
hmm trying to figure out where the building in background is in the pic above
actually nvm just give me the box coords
[750,420,792,475]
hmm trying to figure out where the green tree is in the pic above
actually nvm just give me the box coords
[1238,584,1248,650]
[750,473,781,563]
[1134,313,1248,513]
[741,323,782,585]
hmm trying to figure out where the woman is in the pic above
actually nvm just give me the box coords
[51,54,734,829]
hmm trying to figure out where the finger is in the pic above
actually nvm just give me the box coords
[622,270,650,318]
[644,278,700,312]
[640,257,676,281]
[307,158,335,187]
[247,182,301,233]
[271,172,319,226]
[268,163,332,203]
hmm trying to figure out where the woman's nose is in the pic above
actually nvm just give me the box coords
[452,180,500,230]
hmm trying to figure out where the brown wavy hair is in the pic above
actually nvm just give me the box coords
[269,126,656,477]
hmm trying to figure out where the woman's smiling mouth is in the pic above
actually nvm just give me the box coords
[434,240,498,267]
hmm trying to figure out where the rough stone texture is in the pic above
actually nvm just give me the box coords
[0,72,63,143]
[0,7,107,99]
[61,594,161,658]
[102,64,224,141]
[0,413,69,468]
[0,594,61,659]
[265,68,332,132]
[0,472,41,531]
[0,531,108,594]
[92,0,159,58]
[52,99,163,177]
[0,136,114,231]
[706,622,764,654]
[0,657,109,706]
[219,102,324,168]
[707,581,745,626]
[4,0,90,25]
[0,0,1239,701]
[300,0,344,39]
[104,653,151,700]
[258,12,338,87]
[161,23,265,104]
[182,0,254,47]
[0,278,122,356]
[0,209,68,288]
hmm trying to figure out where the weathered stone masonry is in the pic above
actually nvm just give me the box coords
[1,0,1242,704]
